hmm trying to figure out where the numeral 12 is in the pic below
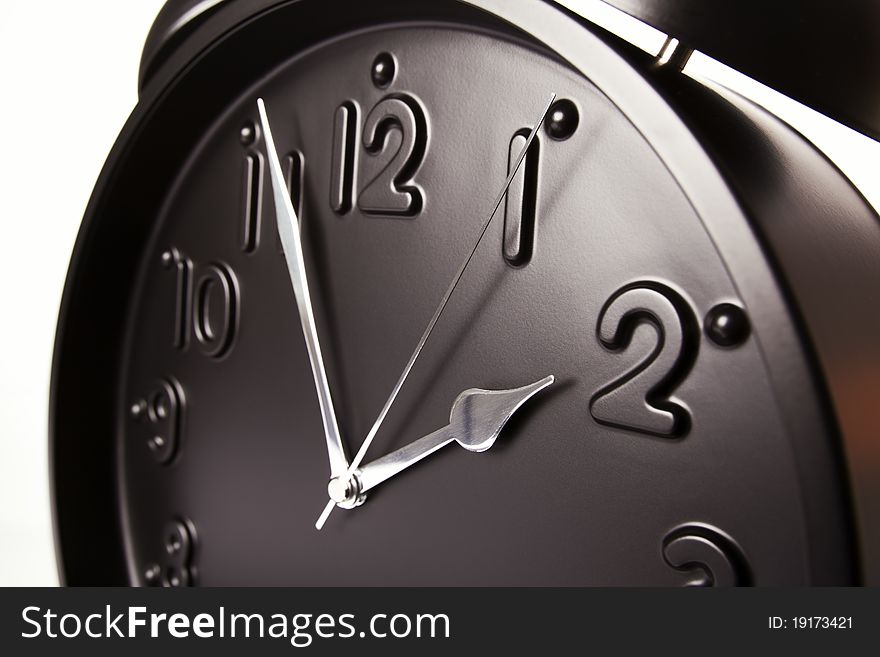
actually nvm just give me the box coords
[330,93,428,217]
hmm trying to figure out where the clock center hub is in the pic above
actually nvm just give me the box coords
[327,474,364,509]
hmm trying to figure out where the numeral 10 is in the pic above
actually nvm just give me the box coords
[161,248,240,359]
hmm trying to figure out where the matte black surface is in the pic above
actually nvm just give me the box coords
[53,0,872,585]
[597,0,880,141]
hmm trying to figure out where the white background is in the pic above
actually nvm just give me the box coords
[0,0,167,586]
[0,0,876,586]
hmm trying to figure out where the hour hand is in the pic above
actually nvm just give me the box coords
[258,99,349,478]
[351,376,554,496]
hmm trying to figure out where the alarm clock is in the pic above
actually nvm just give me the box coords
[51,0,880,585]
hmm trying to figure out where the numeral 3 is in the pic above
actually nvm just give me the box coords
[663,524,751,586]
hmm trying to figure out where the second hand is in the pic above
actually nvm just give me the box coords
[316,93,557,530]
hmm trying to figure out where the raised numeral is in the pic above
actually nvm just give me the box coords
[331,94,428,218]
[276,149,305,253]
[130,377,185,465]
[193,263,239,358]
[590,282,698,437]
[358,95,427,217]
[330,101,359,214]
[143,518,198,587]
[163,250,240,359]
[161,249,193,349]
[663,524,751,586]
[503,130,540,266]
[240,152,264,253]
[241,116,305,253]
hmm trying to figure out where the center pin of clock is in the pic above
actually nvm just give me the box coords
[327,474,364,508]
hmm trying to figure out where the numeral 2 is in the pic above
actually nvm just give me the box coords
[590,282,698,437]
[358,95,427,216]
[240,151,264,253]
[330,101,359,214]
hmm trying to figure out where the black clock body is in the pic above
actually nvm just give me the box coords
[51,0,880,585]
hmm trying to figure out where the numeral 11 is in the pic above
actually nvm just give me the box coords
[240,120,306,253]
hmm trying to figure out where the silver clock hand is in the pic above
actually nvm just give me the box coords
[353,376,554,495]
[258,98,349,479]
[316,93,557,529]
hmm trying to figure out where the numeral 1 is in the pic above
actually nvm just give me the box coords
[330,101,359,214]
[503,130,540,266]
[276,149,305,253]
[161,249,193,349]
[240,151,264,253]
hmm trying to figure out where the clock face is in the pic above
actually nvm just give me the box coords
[56,1,858,586]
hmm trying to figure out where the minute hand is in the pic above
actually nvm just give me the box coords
[258,98,348,479]
[316,93,557,529]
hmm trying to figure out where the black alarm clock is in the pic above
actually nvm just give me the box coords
[51,0,880,585]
